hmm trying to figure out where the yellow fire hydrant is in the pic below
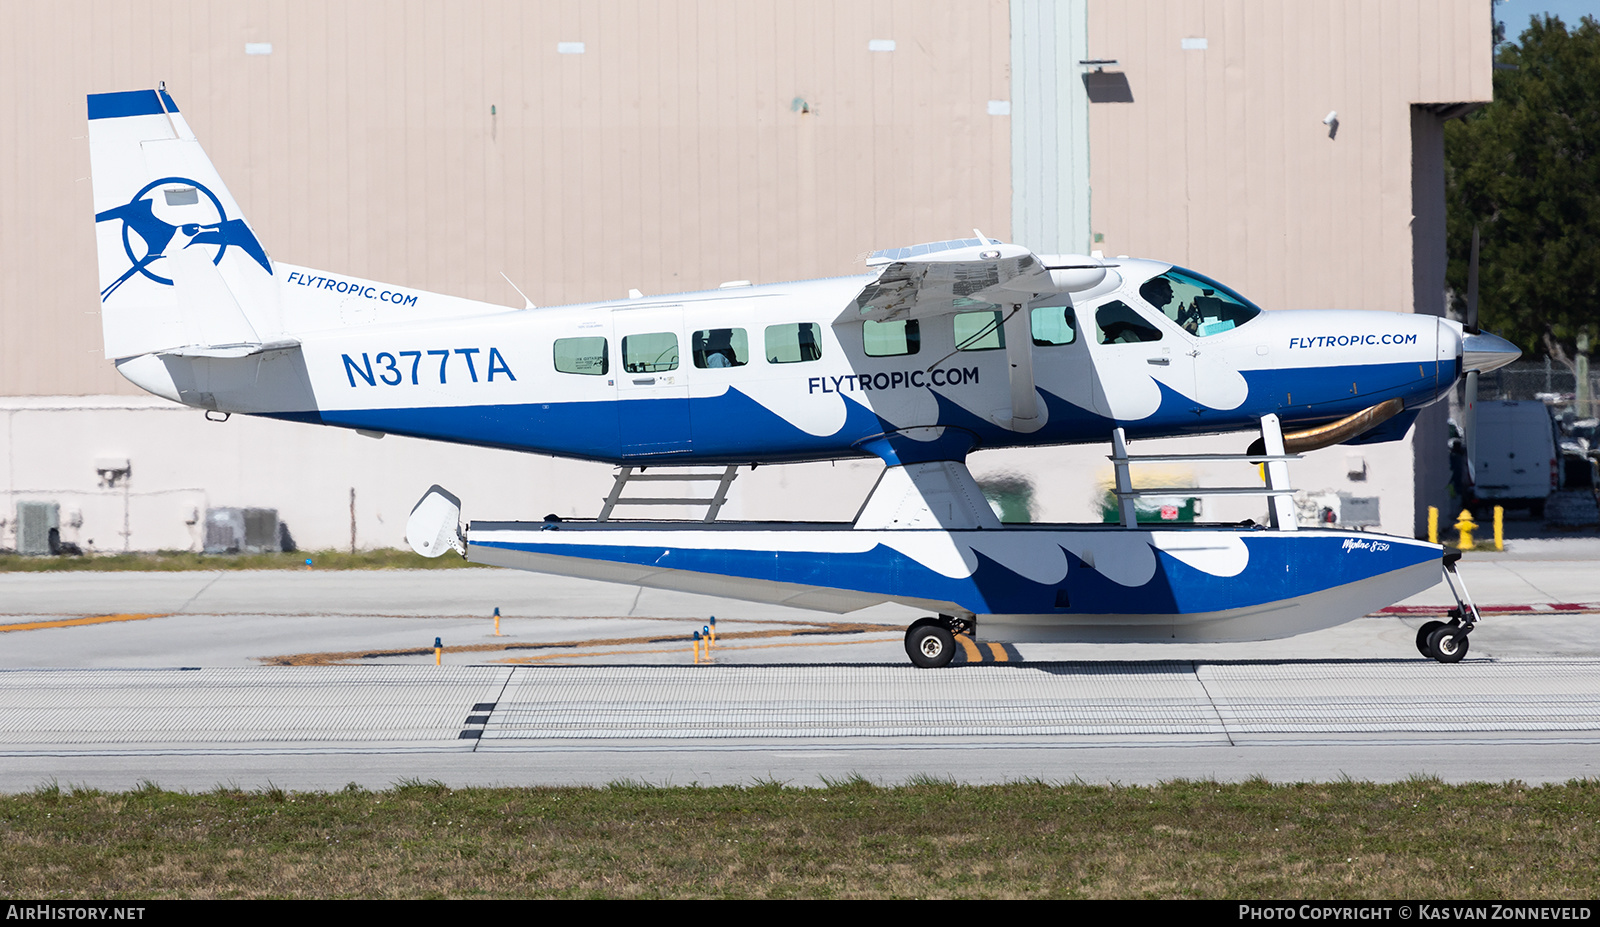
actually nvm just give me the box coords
[1455,509,1477,550]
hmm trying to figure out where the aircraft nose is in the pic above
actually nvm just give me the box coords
[1461,330,1520,374]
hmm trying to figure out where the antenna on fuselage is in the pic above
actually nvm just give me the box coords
[499,271,537,310]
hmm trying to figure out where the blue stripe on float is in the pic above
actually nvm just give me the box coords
[476,531,1440,617]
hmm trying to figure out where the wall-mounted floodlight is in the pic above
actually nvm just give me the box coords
[1081,60,1132,104]
[1323,110,1339,139]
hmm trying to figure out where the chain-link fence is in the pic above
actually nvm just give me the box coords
[1478,360,1600,420]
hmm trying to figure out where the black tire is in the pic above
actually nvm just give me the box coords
[905,622,957,668]
[1416,620,1447,658]
[1426,626,1469,663]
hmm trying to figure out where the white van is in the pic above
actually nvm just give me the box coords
[1474,400,1559,515]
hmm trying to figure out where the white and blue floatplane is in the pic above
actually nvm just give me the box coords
[88,87,1517,666]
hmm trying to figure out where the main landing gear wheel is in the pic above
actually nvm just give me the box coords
[905,618,956,668]
[1416,619,1468,663]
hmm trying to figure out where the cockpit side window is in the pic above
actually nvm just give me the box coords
[1095,301,1163,344]
[1139,267,1263,337]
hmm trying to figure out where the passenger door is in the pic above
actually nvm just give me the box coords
[613,306,692,458]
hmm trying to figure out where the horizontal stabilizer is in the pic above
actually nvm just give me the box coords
[157,338,301,359]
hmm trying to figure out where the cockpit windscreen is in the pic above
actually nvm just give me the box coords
[1139,267,1263,337]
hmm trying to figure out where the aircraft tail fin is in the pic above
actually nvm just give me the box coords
[88,87,282,359]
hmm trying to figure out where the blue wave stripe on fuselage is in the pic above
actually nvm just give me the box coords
[301,358,1444,464]
[1248,359,1439,428]
[477,531,1439,616]
[311,387,890,464]
[681,388,889,460]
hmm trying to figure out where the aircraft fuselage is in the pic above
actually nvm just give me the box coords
[119,259,1465,467]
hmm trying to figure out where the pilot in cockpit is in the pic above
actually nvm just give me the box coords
[1140,276,1199,333]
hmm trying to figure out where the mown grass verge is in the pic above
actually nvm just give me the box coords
[0,549,487,572]
[2,777,1597,899]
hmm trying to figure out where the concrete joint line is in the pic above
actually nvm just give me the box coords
[1192,661,1235,747]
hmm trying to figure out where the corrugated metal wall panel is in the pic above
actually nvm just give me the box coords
[1084,0,1488,315]
[1010,0,1091,256]
[0,0,1012,396]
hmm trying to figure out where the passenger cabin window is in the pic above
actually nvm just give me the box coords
[1095,301,1163,344]
[954,310,1005,351]
[553,336,608,376]
[765,323,823,364]
[863,319,921,357]
[1139,267,1263,337]
[1031,305,1078,346]
[621,332,679,372]
[692,328,749,368]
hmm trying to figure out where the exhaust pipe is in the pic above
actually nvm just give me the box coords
[1246,399,1405,457]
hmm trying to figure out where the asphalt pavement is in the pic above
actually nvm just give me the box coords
[0,536,1595,790]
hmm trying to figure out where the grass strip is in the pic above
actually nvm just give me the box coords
[2,777,1597,899]
[0,549,487,572]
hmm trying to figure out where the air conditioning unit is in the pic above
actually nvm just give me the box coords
[204,507,282,553]
[16,501,60,556]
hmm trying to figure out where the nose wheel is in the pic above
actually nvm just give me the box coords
[1417,551,1480,664]
[1415,619,1469,663]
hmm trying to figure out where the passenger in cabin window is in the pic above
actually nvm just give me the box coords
[797,324,820,361]
[703,330,735,367]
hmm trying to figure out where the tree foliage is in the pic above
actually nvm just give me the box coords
[1445,14,1600,363]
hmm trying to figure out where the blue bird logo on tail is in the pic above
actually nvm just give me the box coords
[95,176,271,301]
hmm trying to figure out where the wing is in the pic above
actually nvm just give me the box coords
[836,238,1110,433]
[836,238,1053,324]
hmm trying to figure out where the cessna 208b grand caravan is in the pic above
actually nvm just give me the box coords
[89,87,1520,667]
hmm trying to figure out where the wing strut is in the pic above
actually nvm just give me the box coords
[1000,302,1042,432]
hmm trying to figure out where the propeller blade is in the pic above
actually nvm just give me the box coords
[1465,225,1480,334]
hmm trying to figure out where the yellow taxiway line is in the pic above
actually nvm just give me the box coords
[0,613,168,633]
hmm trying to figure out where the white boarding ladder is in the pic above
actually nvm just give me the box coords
[1108,414,1300,530]
[596,465,741,523]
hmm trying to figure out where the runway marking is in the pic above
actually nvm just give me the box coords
[1376,604,1600,617]
[0,613,167,633]
[493,635,902,664]
[259,620,898,666]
